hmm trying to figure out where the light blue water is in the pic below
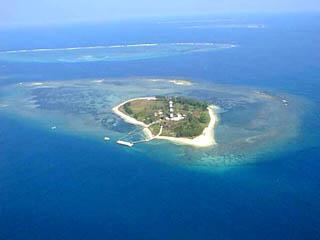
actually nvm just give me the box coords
[0,13,320,239]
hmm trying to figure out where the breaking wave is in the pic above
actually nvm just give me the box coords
[0,42,236,63]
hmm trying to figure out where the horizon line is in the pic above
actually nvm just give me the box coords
[1,10,319,29]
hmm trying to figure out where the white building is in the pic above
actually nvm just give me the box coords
[167,99,184,121]
[171,113,185,121]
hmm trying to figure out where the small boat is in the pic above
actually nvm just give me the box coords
[117,140,134,147]
[104,136,110,141]
[51,126,57,130]
[282,99,288,106]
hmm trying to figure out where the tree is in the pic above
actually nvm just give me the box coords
[124,103,133,114]
[199,112,209,124]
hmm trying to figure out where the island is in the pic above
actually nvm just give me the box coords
[112,96,217,147]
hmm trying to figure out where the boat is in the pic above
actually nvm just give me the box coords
[104,136,110,141]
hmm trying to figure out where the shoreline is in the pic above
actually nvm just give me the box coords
[155,105,217,147]
[112,97,217,148]
[112,97,157,128]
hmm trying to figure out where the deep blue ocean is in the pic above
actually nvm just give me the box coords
[0,13,320,239]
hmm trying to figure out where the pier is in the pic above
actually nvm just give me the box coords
[116,125,163,148]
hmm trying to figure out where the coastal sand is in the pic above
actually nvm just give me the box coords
[155,105,217,147]
[112,97,157,128]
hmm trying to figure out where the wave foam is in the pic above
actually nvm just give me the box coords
[0,42,233,54]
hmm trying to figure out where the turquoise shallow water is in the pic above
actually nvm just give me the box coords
[0,77,309,166]
[0,13,320,239]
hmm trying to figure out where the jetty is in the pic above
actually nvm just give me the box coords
[116,140,134,147]
[116,125,163,148]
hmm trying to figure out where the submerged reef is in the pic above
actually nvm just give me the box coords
[0,43,235,63]
[0,78,307,167]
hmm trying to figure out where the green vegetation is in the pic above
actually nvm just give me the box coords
[173,96,208,111]
[174,114,204,137]
[120,96,210,138]
[149,123,161,135]
[199,111,210,123]
[123,102,133,114]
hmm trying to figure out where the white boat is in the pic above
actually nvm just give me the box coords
[51,126,57,130]
[104,137,110,141]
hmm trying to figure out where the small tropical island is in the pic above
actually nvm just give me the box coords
[112,96,217,147]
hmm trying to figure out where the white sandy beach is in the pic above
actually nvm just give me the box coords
[168,79,193,86]
[113,97,217,147]
[143,127,154,140]
[155,105,217,147]
[112,97,157,128]
[30,82,45,86]
[148,78,193,86]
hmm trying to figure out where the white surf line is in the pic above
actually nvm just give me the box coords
[0,42,232,54]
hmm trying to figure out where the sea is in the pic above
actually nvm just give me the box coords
[0,13,320,239]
